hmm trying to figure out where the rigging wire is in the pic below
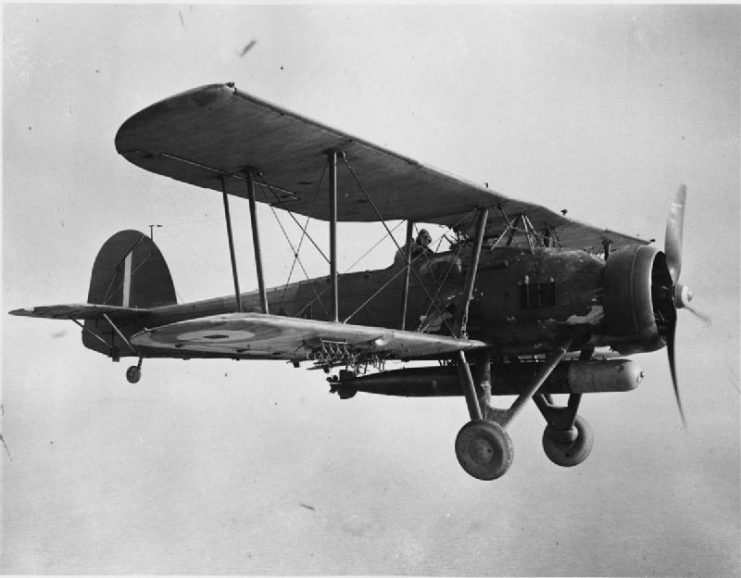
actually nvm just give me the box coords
[268,201,330,318]
[343,220,404,272]
[272,195,330,264]
[265,218,405,322]
[279,214,311,300]
[340,156,464,334]
[344,210,476,327]
[276,163,327,300]
[158,152,487,330]
[415,242,466,331]
[343,243,445,324]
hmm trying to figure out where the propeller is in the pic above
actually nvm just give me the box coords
[661,185,693,427]
[665,185,686,284]
[685,305,712,326]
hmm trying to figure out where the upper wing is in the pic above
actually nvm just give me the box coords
[116,83,647,250]
[130,312,486,361]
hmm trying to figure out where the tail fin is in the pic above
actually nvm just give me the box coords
[84,230,176,357]
[87,230,176,308]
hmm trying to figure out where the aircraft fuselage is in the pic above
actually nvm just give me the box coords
[87,243,665,361]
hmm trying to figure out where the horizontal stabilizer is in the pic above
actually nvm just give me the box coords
[130,312,487,361]
[10,303,150,320]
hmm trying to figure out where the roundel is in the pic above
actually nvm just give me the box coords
[176,329,256,343]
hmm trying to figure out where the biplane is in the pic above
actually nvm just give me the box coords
[11,83,695,480]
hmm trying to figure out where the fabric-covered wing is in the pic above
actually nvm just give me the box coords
[10,304,150,320]
[116,83,647,250]
[130,312,486,360]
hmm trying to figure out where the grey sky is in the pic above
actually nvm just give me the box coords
[3,4,739,576]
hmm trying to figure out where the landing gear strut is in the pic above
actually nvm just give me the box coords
[454,349,515,480]
[454,342,573,480]
[126,357,143,384]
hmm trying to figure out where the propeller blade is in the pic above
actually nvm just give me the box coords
[686,305,712,326]
[664,185,687,284]
[665,308,687,428]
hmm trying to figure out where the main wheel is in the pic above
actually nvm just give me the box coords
[542,415,593,467]
[455,420,514,480]
[126,365,141,384]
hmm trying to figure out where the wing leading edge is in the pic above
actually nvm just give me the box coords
[116,83,647,251]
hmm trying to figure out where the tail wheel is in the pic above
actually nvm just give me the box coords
[126,365,141,384]
[455,420,514,480]
[542,415,593,467]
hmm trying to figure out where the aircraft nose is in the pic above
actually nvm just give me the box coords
[674,283,692,309]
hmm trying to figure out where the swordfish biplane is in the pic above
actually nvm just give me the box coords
[11,83,695,480]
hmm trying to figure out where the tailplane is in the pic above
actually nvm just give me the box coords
[10,230,176,358]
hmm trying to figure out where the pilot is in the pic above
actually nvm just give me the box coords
[394,229,434,266]
[414,229,433,256]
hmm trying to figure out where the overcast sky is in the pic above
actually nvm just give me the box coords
[3,3,739,576]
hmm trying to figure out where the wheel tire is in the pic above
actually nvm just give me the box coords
[542,415,593,467]
[455,420,514,480]
[126,366,141,384]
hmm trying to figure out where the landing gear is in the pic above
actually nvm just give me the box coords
[454,342,573,481]
[534,393,593,468]
[126,365,141,383]
[455,420,514,480]
[126,358,143,384]
[542,414,593,467]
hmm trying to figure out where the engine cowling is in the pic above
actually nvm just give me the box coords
[602,244,668,354]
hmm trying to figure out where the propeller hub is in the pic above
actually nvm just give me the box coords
[673,283,693,309]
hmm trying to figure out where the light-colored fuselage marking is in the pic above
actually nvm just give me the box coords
[122,252,133,307]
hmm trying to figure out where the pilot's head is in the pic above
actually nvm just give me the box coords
[417,229,432,247]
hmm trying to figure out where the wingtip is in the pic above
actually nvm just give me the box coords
[9,307,35,317]
[116,83,236,151]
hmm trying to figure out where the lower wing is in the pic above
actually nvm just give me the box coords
[130,312,487,362]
